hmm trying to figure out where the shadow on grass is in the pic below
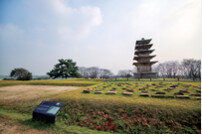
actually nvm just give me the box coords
[16,118,77,134]
[17,118,55,130]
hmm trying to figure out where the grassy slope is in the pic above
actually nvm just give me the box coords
[0,109,110,134]
[0,79,201,133]
[52,81,201,133]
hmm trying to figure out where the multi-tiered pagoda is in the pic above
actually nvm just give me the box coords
[133,38,157,78]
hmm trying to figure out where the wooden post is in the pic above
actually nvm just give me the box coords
[163,78,165,81]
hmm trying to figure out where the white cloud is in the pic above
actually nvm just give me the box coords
[46,0,103,40]
[50,0,74,15]
[1,0,103,44]
[127,0,200,61]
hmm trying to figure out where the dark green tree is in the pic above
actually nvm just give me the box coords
[10,68,32,80]
[47,59,80,79]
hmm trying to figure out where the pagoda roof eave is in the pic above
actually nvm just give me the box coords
[135,44,153,49]
[133,55,156,60]
[135,49,154,55]
[133,61,158,65]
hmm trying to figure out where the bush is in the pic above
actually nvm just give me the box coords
[10,68,32,80]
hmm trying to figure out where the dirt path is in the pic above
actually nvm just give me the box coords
[0,85,80,102]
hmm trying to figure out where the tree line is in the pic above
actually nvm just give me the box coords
[7,58,201,80]
[153,59,201,79]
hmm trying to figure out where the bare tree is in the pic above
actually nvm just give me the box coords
[86,67,99,79]
[118,70,133,78]
[153,59,201,79]
[181,59,201,79]
[78,67,89,78]
[99,69,113,79]
[78,67,114,79]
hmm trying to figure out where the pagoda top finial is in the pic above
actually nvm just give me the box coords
[136,38,152,44]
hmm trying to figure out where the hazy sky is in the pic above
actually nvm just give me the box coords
[0,0,201,75]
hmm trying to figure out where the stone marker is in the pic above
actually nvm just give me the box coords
[87,88,93,91]
[140,93,149,97]
[150,89,157,91]
[94,90,103,94]
[179,89,189,93]
[163,88,172,92]
[151,94,165,98]
[127,89,134,92]
[190,93,201,96]
[141,90,148,93]
[152,83,156,86]
[106,91,117,95]
[174,92,184,95]
[165,96,174,98]
[156,91,166,94]
[83,89,90,93]
[176,95,190,99]
[122,92,133,96]
[139,88,145,91]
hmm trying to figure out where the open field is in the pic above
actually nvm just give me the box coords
[0,79,201,133]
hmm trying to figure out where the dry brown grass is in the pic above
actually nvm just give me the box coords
[0,85,80,103]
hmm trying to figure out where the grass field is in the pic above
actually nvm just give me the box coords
[0,78,201,133]
[0,78,104,87]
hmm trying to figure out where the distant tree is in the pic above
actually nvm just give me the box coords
[118,70,133,78]
[87,67,99,79]
[153,59,201,79]
[78,67,113,79]
[47,59,80,79]
[10,68,32,80]
[78,67,89,78]
[181,59,201,79]
[99,69,113,79]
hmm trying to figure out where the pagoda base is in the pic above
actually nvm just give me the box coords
[134,72,157,79]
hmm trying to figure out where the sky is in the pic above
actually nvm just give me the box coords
[0,0,201,75]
